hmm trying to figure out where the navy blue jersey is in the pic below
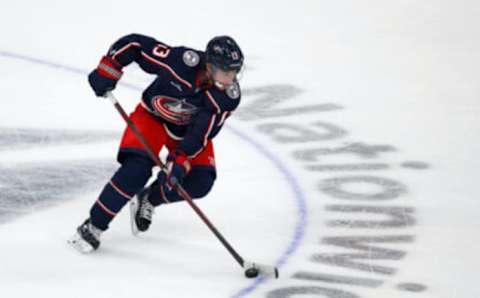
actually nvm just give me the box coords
[106,34,241,158]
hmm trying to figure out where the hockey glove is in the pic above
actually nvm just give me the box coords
[161,151,191,189]
[88,56,123,97]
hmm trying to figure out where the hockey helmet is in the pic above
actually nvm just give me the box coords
[205,36,244,72]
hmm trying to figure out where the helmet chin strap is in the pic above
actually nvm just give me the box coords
[214,81,226,90]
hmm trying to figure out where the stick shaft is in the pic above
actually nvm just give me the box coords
[106,92,245,267]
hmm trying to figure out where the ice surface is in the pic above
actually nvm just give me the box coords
[0,1,479,297]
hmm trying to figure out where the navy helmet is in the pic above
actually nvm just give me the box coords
[205,36,244,72]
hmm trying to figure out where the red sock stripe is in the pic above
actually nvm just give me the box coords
[96,199,116,217]
[109,181,133,200]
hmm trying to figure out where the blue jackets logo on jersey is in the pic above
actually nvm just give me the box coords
[151,96,198,125]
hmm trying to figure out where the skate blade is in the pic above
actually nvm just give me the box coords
[244,261,279,279]
[129,196,140,236]
[68,233,95,254]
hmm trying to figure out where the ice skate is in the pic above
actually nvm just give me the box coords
[68,219,102,253]
[130,187,155,235]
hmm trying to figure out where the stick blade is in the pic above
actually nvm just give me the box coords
[244,261,279,279]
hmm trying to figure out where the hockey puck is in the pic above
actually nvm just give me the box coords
[245,267,259,278]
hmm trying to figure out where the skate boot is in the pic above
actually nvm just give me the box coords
[68,219,103,253]
[130,187,155,235]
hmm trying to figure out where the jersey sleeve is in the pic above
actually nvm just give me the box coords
[176,83,241,158]
[105,33,176,76]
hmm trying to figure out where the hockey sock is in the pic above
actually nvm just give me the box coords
[90,155,154,230]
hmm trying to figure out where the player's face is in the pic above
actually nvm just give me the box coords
[207,64,238,89]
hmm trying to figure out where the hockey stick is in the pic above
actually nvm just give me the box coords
[105,92,279,279]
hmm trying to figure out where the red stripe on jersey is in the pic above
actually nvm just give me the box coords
[112,42,141,61]
[163,124,183,140]
[218,111,230,127]
[205,91,221,113]
[191,114,216,158]
[141,52,192,89]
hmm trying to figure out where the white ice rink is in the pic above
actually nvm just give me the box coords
[1,1,479,297]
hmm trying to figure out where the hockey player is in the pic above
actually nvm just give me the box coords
[69,34,244,253]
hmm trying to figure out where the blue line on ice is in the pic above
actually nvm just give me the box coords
[0,50,308,298]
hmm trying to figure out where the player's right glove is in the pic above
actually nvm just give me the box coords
[163,151,191,188]
[88,56,123,97]
[156,152,191,201]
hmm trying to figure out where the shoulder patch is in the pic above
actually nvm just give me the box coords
[226,82,241,99]
[183,50,200,67]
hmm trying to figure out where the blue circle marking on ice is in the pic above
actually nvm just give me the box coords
[0,50,308,298]
[227,125,307,298]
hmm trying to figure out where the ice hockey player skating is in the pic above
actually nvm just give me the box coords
[68,33,244,253]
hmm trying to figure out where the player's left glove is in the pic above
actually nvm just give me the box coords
[88,56,123,97]
[160,150,191,189]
